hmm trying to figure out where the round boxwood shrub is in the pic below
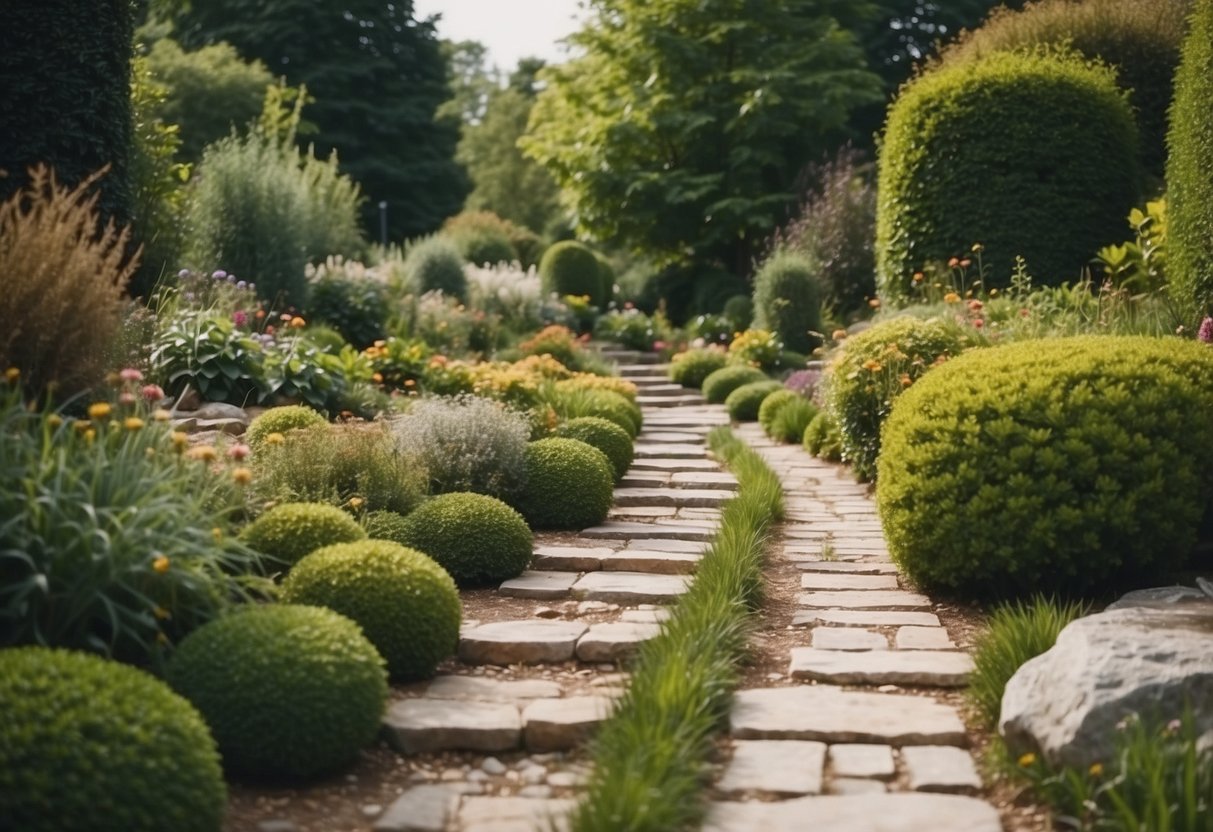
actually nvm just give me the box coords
[553,416,634,481]
[405,235,467,299]
[515,438,614,530]
[0,648,225,832]
[669,347,728,388]
[803,411,843,462]
[167,604,387,780]
[876,50,1139,300]
[876,336,1213,598]
[827,316,977,481]
[758,388,799,435]
[702,364,767,404]
[1165,0,1213,322]
[282,540,461,680]
[449,227,516,266]
[362,509,411,544]
[752,250,823,354]
[397,493,532,586]
[725,380,784,422]
[246,404,326,450]
[539,241,605,307]
[240,502,366,569]
[770,397,820,444]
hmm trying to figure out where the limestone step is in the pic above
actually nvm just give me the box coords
[521,696,613,752]
[901,745,982,793]
[457,797,575,832]
[618,363,669,378]
[575,621,662,661]
[613,487,733,508]
[635,430,707,443]
[459,620,588,665]
[602,350,662,364]
[571,570,690,603]
[702,794,1001,832]
[581,520,717,542]
[383,699,522,754]
[793,610,942,628]
[788,648,973,687]
[598,548,700,574]
[670,471,738,490]
[633,442,710,459]
[628,457,721,473]
[718,740,827,796]
[798,590,932,611]
[800,573,900,591]
[498,570,579,599]
[636,394,708,408]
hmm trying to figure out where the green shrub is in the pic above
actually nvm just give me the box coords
[398,493,532,585]
[441,210,527,265]
[518,324,581,367]
[1165,0,1213,323]
[167,604,387,779]
[936,0,1188,181]
[769,396,819,444]
[362,510,411,544]
[545,385,642,438]
[723,294,753,331]
[239,502,366,569]
[752,250,823,354]
[282,540,460,679]
[553,416,634,481]
[827,316,977,481]
[968,597,1087,727]
[876,50,1139,300]
[725,380,783,422]
[669,347,729,388]
[803,410,842,462]
[0,647,225,832]
[304,261,388,349]
[539,240,605,307]
[250,423,425,516]
[395,395,530,498]
[448,227,516,266]
[701,364,767,404]
[757,388,799,435]
[404,235,467,299]
[246,404,327,450]
[595,251,617,306]
[877,336,1213,597]
[515,438,615,530]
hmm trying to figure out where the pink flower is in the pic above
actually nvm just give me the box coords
[119,368,143,382]
[118,391,137,406]
[652,340,667,351]
[142,384,165,402]
[233,310,249,327]
[1199,316,1213,344]
[227,443,251,461]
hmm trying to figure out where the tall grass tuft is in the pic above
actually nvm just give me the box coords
[569,427,782,831]
[0,165,136,399]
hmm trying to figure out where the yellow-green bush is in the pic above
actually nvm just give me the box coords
[669,347,728,388]
[752,249,823,354]
[701,364,767,404]
[553,416,634,481]
[877,336,1213,597]
[803,410,842,461]
[245,404,326,450]
[725,380,783,422]
[515,438,614,530]
[239,501,366,569]
[769,396,819,444]
[539,241,604,307]
[398,493,533,586]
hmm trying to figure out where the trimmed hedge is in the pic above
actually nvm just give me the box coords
[752,250,823,354]
[876,336,1213,597]
[725,380,783,422]
[553,416,634,481]
[803,411,842,461]
[701,364,767,404]
[769,396,819,444]
[239,501,366,569]
[668,347,729,388]
[167,604,387,780]
[876,50,1139,299]
[515,438,614,530]
[539,241,605,307]
[398,493,533,586]
[0,648,225,832]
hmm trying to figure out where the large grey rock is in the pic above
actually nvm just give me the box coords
[424,675,563,702]
[189,401,251,423]
[1000,603,1213,767]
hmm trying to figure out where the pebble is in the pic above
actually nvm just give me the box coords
[547,772,581,788]
[482,757,507,775]
[521,764,548,785]
[361,804,382,817]
[534,607,562,619]
[441,768,464,782]
[518,785,553,798]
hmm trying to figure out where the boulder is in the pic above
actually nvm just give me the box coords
[1000,590,1213,768]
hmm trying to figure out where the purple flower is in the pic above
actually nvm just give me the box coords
[1198,316,1213,344]
[177,268,190,279]
[211,269,227,280]
[784,369,821,397]
[236,280,247,290]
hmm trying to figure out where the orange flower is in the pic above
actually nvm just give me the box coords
[3,367,19,384]
[862,359,883,372]
[948,257,960,268]
[87,402,112,420]
[186,445,217,462]
[372,372,384,384]
[899,373,912,387]
[831,329,848,341]
[943,292,961,304]
[912,272,924,283]
[868,298,881,309]
[290,316,306,328]
[152,555,170,574]
[231,467,253,485]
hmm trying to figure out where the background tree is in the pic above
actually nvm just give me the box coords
[173,0,466,240]
[438,40,498,127]
[0,0,135,226]
[521,0,881,280]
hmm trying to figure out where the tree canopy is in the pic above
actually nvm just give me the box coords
[521,0,881,278]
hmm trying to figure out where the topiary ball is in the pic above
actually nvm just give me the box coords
[770,397,819,444]
[167,604,387,780]
[539,241,605,307]
[246,404,327,450]
[515,438,615,530]
[758,388,799,435]
[0,648,226,832]
[877,336,1213,598]
[240,501,366,569]
[397,493,532,586]
[752,250,824,354]
[803,411,843,462]
[362,509,411,545]
[282,540,461,680]
[725,380,784,422]
[553,416,634,481]
[701,364,767,404]
[669,348,729,388]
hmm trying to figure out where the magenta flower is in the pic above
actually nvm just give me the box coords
[233,310,248,327]
[1198,316,1213,344]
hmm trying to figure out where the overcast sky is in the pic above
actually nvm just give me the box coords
[414,0,586,74]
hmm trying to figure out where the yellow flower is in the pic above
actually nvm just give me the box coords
[87,402,112,420]
[83,428,96,444]
[862,359,883,372]
[348,497,365,509]
[3,367,19,384]
[47,414,63,428]
[231,467,253,485]
[123,417,145,431]
[152,408,172,422]
[943,292,961,304]
[212,527,223,543]
[186,445,217,462]
[1018,753,1037,768]
[153,605,172,621]
[1088,762,1103,777]
[152,555,170,574]
[265,432,286,446]
[171,431,189,451]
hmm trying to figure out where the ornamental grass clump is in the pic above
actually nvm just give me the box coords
[877,336,1213,598]
[769,396,819,444]
[545,385,642,438]
[803,410,843,461]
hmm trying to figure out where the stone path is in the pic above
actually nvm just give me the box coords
[366,354,1001,832]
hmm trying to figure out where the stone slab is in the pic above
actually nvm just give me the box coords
[828,779,889,795]
[424,676,563,702]
[730,687,967,746]
[581,522,716,542]
[613,487,733,508]
[610,505,679,519]
[789,649,973,687]
[633,442,708,458]
[798,591,932,611]
[636,430,705,442]
[718,740,826,796]
[895,627,956,651]
[670,471,739,491]
[576,621,662,661]
[531,546,612,572]
[498,570,578,600]
[459,621,588,665]
[811,628,888,651]
[901,746,982,793]
[828,744,896,780]
[635,394,707,408]
[571,571,690,604]
[457,797,574,832]
[794,561,898,575]
[703,794,1001,832]
[619,473,669,489]
[800,574,900,591]
[794,610,942,628]
[599,549,700,574]
[383,699,521,754]
[628,458,720,472]
[521,696,612,752]
[625,538,708,554]
[620,609,671,623]
[374,785,457,832]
